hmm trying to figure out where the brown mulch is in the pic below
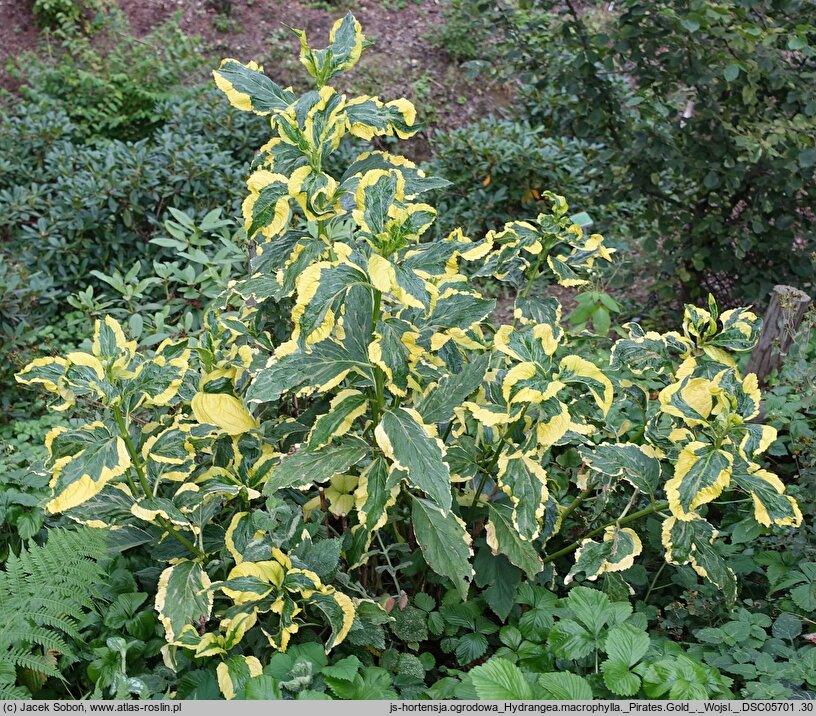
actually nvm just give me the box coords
[0,0,512,140]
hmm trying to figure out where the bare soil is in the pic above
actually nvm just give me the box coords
[0,0,512,140]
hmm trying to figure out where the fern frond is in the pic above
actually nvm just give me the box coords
[1,627,73,661]
[0,682,31,700]
[0,527,108,696]
[1,647,62,679]
[12,599,84,638]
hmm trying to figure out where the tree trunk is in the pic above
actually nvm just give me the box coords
[746,285,812,382]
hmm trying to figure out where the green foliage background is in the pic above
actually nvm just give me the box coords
[0,0,815,702]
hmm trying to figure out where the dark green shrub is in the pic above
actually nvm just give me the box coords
[430,117,605,237]
[429,0,497,61]
[0,89,267,300]
[453,0,816,306]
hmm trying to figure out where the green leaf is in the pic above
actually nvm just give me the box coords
[263,439,369,495]
[416,353,489,425]
[376,408,451,511]
[536,672,593,700]
[469,659,533,700]
[324,666,397,699]
[771,613,802,641]
[104,592,149,630]
[322,655,362,682]
[593,306,611,336]
[411,497,473,600]
[236,675,283,700]
[791,582,816,612]
[456,632,488,665]
[15,511,43,540]
[640,655,712,700]
[486,504,543,580]
[548,618,595,660]
[474,546,521,622]
[176,670,220,700]
[605,622,650,665]
[601,623,650,695]
[724,64,740,82]
[601,658,641,696]
[292,538,342,580]
[566,585,616,635]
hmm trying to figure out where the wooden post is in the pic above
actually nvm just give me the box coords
[746,285,812,382]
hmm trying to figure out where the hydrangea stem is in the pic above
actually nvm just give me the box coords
[370,288,386,425]
[541,500,669,566]
[113,404,206,561]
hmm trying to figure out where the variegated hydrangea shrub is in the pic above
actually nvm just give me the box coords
[16,12,801,697]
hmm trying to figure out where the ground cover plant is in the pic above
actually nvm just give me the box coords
[4,9,815,701]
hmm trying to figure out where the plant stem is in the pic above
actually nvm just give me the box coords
[616,489,640,523]
[520,252,546,302]
[113,404,152,499]
[541,500,669,566]
[376,531,402,595]
[510,247,547,329]
[161,526,206,561]
[370,288,385,425]
[561,487,591,522]
[644,561,667,604]
[470,404,529,510]
[113,404,206,560]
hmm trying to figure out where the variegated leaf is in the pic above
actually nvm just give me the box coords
[665,441,732,521]
[213,59,295,115]
[661,516,736,605]
[354,457,402,531]
[578,443,661,495]
[262,437,370,495]
[216,655,263,700]
[375,408,451,511]
[495,452,549,541]
[558,355,613,416]
[486,504,544,580]
[565,526,642,584]
[156,560,213,643]
[44,423,132,514]
[306,389,368,449]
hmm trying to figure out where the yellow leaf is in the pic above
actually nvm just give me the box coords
[191,393,257,436]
